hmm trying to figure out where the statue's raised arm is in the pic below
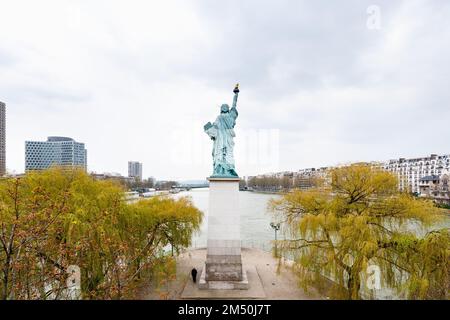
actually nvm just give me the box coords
[230,83,239,120]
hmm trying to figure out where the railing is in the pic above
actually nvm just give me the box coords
[188,239,273,253]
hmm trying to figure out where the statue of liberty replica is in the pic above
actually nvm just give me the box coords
[204,84,240,177]
[198,84,249,291]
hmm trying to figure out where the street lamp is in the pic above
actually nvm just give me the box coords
[270,222,281,257]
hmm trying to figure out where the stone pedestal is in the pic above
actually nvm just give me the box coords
[199,177,248,290]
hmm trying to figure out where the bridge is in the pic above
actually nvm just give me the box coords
[175,182,209,190]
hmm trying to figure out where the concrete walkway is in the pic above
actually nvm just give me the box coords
[138,248,323,300]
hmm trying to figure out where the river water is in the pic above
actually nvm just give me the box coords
[175,188,449,250]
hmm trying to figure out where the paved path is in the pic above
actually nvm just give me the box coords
[138,248,323,300]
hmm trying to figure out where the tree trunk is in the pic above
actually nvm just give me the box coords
[347,272,361,300]
[1,253,12,300]
[2,274,8,300]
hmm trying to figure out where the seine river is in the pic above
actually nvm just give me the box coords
[173,188,279,251]
[174,188,450,251]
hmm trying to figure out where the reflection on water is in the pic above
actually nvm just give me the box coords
[173,188,279,251]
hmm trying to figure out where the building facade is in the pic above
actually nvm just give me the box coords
[128,161,143,181]
[382,154,450,194]
[91,172,135,185]
[0,101,5,176]
[25,136,87,171]
[294,167,328,189]
[418,174,450,205]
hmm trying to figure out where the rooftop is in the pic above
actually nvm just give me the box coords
[420,175,440,182]
[47,136,75,142]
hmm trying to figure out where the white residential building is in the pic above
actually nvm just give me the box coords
[382,154,450,194]
[128,161,143,181]
[252,154,450,195]
[419,174,450,205]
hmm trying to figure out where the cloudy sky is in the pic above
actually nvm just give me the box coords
[0,0,449,180]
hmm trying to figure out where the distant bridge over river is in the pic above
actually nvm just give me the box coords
[175,182,209,190]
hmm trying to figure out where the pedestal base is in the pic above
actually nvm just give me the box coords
[205,254,242,281]
[201,176,248,290]
[199,264,249,290]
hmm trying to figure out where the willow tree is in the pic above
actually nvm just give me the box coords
[270,164,449,300]
[0,167,202,300]
[0,168,75,300]
[116,196,203,293]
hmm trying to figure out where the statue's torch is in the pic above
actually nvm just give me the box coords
[232,83,239,108]
[233,83,240,94]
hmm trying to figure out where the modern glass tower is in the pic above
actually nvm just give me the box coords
[25,137,87,171]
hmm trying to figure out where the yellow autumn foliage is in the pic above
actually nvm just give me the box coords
[270,164,448,300]
[0,167,202,299]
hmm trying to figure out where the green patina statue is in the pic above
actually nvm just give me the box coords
[204,84,240,177]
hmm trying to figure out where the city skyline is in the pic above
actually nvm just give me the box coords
[1,1,449,180]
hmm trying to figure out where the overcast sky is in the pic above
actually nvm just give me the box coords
[0,0,449,180]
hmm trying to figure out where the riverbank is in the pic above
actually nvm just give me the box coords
[243,190,284,195]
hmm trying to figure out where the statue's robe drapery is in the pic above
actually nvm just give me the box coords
[205,107,238,176]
